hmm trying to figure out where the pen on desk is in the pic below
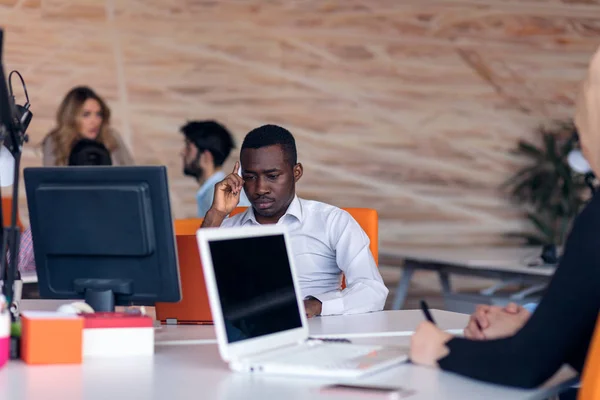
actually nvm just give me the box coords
[420,300,436,325]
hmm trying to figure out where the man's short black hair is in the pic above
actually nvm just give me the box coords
[180,120,235,167]
[241,124,297,166]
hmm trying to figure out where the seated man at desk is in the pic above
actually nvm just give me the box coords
[201,124,388,317]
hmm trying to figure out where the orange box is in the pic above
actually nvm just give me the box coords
[21,312,84,365]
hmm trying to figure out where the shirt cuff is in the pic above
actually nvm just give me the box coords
[308,292,343,316]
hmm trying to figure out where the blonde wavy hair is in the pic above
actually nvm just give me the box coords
[43,86,117,166]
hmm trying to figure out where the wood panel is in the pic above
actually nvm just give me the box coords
[1,0,599,249]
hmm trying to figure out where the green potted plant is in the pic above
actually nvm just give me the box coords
[504,120,589,248]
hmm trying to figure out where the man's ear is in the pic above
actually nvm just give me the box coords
[199,149,214,168]
[293,163,303,183]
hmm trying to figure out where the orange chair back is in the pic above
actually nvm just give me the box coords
[155,217,213,324]
[578,314,600,400]
[2,197,23,231]
[343,208,378,266]
[174,218,203,235]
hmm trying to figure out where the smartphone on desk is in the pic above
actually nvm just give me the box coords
[320,384,416,399]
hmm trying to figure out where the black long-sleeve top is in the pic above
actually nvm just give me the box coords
[438,191,600,388]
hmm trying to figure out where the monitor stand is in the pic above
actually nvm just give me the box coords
[74,279,133,312]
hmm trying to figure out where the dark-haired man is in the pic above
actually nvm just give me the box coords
[202,124,388,317]
[180,120,250,217]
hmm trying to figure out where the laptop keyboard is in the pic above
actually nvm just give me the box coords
[255,343,406,371]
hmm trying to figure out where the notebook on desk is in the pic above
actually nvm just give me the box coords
[196,225,407,379]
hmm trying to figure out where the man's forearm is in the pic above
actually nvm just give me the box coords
[201,209,227,228]
[312,281,388,316]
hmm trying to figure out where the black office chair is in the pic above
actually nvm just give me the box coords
[68,139,113,166]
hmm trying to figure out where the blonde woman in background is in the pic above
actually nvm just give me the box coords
[41,86,134,166]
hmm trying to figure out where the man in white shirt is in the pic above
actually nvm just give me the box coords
[180,120,249,217]
[201,124,388,317]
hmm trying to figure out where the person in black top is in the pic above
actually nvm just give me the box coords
[68,138,113,166]
[409,45,600,389]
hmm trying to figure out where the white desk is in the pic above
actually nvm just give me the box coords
[308,309,466,338]
[381,247,557,309]
[0,334,576,400]
[152,309,468,345]
[1,302,576,399]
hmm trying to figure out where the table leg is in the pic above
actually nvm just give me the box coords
[392,265,415,310]
[439,271,452,295]
[480,279,523,296]
[510,283,547,300]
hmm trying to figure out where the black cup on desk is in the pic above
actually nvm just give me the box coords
[527,244,559,267]
[540,244,559,265]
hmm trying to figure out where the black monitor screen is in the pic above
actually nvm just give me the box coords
[208,233,302,343]
[24,166,181,311]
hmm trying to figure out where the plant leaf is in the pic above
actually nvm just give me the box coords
[504,121,589,247]
[526,213,555,243]
[503,232,549,246]
[543,133,557,162]
[516,141,544,159]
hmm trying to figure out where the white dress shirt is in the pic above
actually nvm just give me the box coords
[220,196,389,316]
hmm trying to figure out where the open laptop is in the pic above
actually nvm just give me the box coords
[196,225,408,378]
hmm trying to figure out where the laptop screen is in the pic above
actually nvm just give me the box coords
[208,233,303,343]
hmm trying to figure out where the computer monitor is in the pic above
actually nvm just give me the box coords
[23,166,181,312]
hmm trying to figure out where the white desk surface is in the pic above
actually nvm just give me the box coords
[381,247,556,276]
[308,309,466,338]
[1,336,576,400]
[3,300,576,399]
[154,309,467,345]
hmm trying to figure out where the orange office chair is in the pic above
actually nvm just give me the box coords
[174,218,203,235]
[338,208,378,288]
[155,217,211,324]
[578,314,600,400]
[2,197,23,231]
[343,208,378,266]
[230,206,379,288]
